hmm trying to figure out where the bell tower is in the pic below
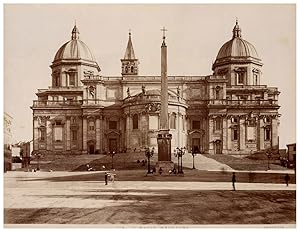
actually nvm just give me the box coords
[121,31,139,76]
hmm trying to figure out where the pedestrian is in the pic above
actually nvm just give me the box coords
[104,172,108,185]
[159,167,163,175]
[284,174,290,187]
[232,172,236,191]
[110,173,115,183]
[152,167,156,173]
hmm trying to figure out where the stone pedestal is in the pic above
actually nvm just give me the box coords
[155,161,175,175]
[157,130,173,173]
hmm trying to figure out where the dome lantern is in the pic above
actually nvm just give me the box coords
[71,24,80,40]
[232,19,242,38]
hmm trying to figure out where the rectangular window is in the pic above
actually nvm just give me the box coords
[192,120,200,130]
[54,127,63,142]
[72,130,77,141]
[40,129,46,141]
[233,129,238,141]
[237,72,244,84]
[69,73,75,86]
[215,118,221,130]
[133,115,139,129]
[254,74,258,85]
[265,128,271,140]
[109,121,117,130]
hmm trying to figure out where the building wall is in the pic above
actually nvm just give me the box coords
[4,112,13,172]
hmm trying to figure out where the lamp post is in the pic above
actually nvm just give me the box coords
[36,153,41,171]
[266,151,271,170]
[145,147,155,174]
[110,151,116,169]
[174,147,185,174]
[191,148,198,169]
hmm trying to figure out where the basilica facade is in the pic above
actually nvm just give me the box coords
[31,21,280,155]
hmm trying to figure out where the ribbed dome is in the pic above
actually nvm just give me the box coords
[54,40,96,61]
[216,38,259,60]
[53,25,96,62]
[214,21,261,68]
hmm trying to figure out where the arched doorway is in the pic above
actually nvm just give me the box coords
[215,140,222,154]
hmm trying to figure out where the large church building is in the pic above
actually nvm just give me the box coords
[31,21,280,155]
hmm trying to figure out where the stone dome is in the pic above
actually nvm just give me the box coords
[213,21,262,70]
[53,25,96,62]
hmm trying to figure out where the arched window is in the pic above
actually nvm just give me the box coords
[133,114,138,129]
[125,66,128,73]
[170,113,176,129]
[131,66,134,73]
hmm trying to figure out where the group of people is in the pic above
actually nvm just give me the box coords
[137,159,147,167]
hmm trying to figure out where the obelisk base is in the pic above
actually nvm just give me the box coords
[157,130,174,174]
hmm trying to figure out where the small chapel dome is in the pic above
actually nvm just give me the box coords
[213,20,262,70]
[53,25,96,62]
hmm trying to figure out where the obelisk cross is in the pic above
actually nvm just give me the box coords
[161,27,167,41]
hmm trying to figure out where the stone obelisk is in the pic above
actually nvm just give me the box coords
[157,27,173,172]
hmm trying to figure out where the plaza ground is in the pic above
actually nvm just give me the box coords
[4,153,296,226]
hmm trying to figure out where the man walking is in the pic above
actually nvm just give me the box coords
[284,174,290,187]
[104,172,108,185]
[232,172,236,191]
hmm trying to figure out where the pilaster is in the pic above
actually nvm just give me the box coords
[96,117,101,151]
[82,116,87,152]
[66,116,71,151]
[259,118,264,150]
[33,116,39,151]
[46,118,52,151]
[239,117,245,151]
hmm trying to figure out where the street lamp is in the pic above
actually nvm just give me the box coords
[266,151,271,170]
[110,151,116,169]
[36,153,41,171]
[145,147,155,174]
[191,148,198,169]
[174,147,186,174]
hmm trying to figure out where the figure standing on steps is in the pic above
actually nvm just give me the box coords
[284,174,290,187]
[104,172,108,185]
[232,172,236,191]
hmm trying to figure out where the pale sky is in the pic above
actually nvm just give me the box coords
[4,4,296,148]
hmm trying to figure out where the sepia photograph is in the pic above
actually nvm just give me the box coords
[3,2,296,228]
